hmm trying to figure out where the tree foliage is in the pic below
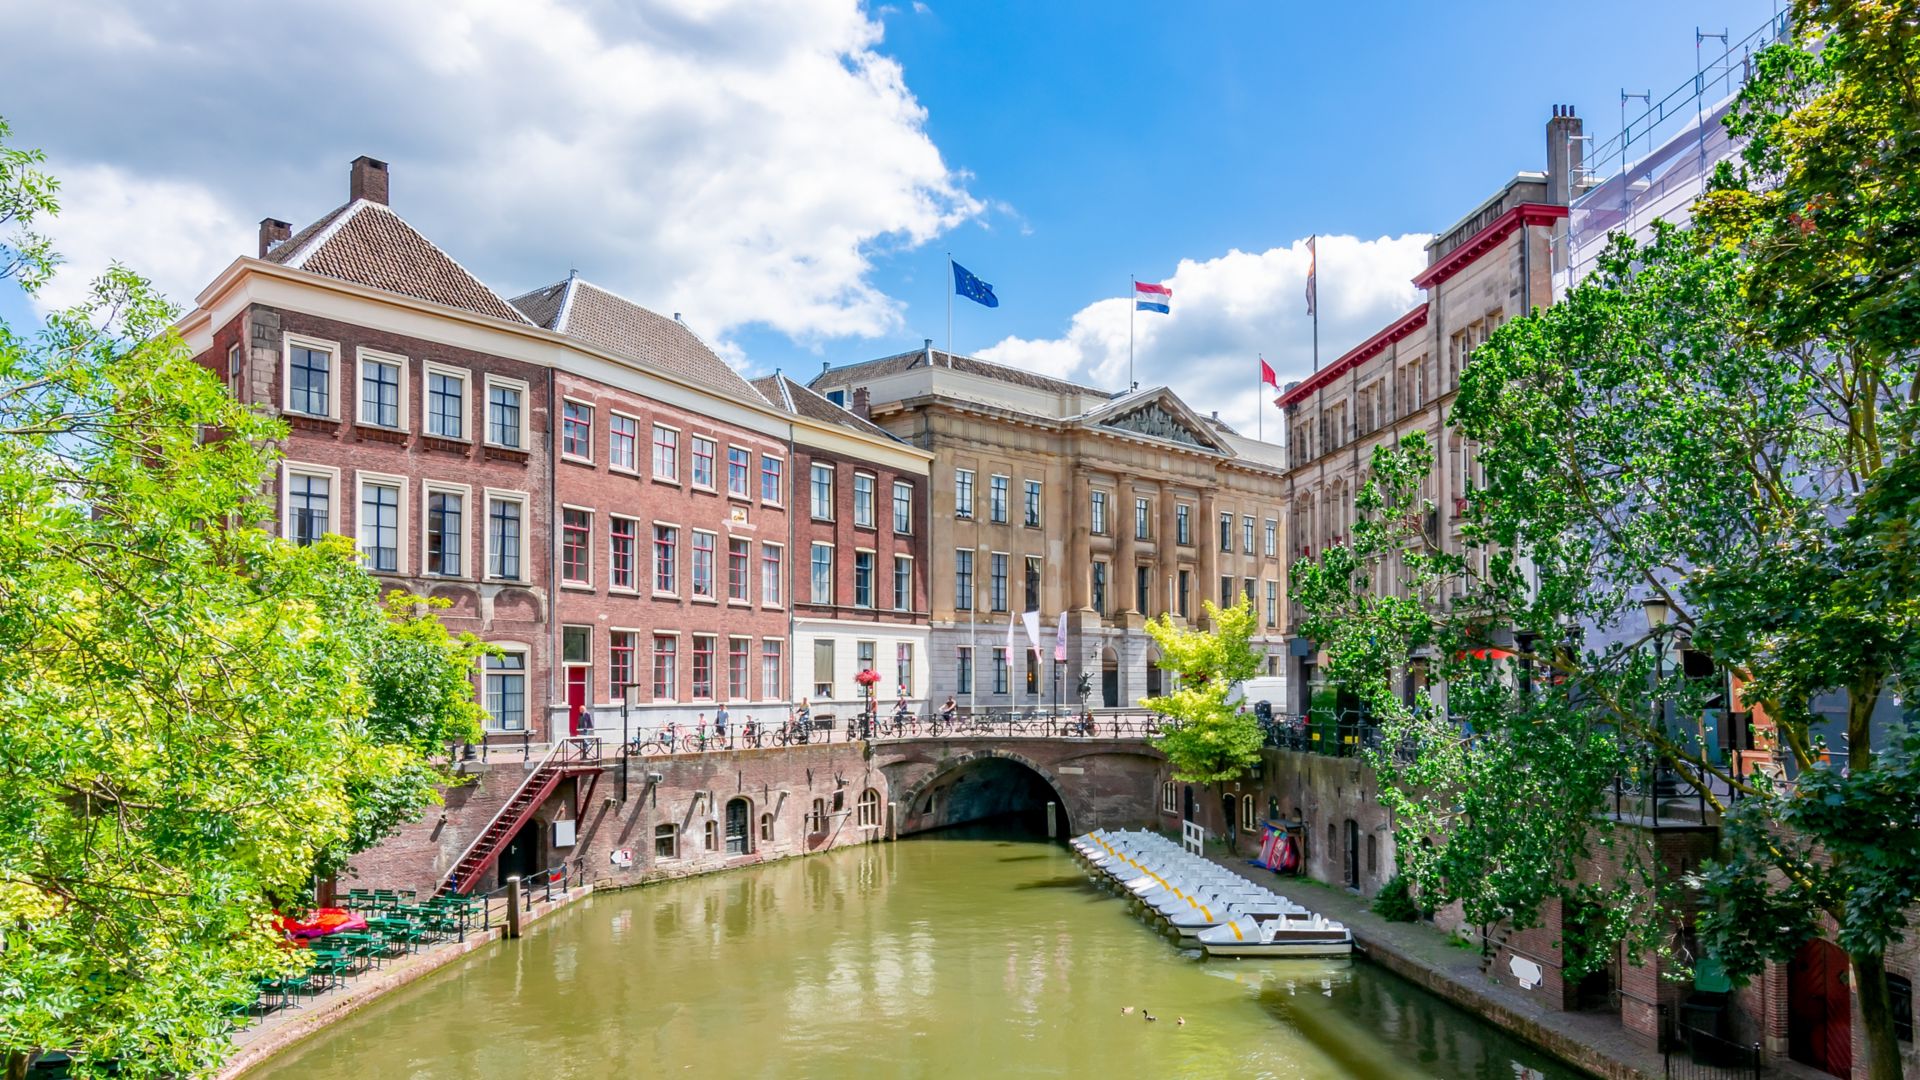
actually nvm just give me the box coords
[0,119,483,1078]
[1294,4,1919,1073]
[1144,598,1265,783]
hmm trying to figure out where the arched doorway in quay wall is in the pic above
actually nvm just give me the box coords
[1100,647,1119,709]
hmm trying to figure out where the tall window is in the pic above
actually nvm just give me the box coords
[1091,490,1108,535]
[1220,575,1234,608]
[359,481,399,572]
[561,508,590,584]
[857,789,881,828]
[810,543,833,604]
[728,639,750,700]
[653,635,678,699]
[728,538,750,602]
[727,447,751,497]
[853,551,874,608]
[1264,519,1278,557]
[1219,511,1233,552]
[892,481,912,533]
[610,632,636,699]
[488,497,522,580]
[426,490,462,576]
[954,550,974,611]
[813,639,835,697]
[760,640,783,699]
[691,636,715,699]
[847,474,873,528]
[1177,570,1191,618]
[857,640,875,677]
[1135,497,1151,539]
[810,464,834,520]
[652,425,678,479]
[426,369,463,438]
[1243,515,1256,554]
[691,436,716,488]
[1024,480,1042,527]
[1091,561,1107,615]
[761,544,782,605]
[288,472,329,546]
[288,345,331,417]
[358,356,402,428]
[691,532,715,598]
[992,647,1009,694]
[1137,565,1151,615]
[989,553,1008,612]
[1175,504,1190,545]
[896,643,914,696]
[955,469,975,518]
[484,651,526,730]
[561,401,592,458]
[653,525,678,593]
[893,555,913,611]
[956,646,973,694]
[1024,556,1041,612]
[609,414,638,471]
[1265,581,1279,628]
[487,382,522,448]
[989,475,1008,523]
[761,455,782,503]
[610,516,636,590]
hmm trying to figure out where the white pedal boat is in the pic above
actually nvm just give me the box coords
[1196,914,1353,958]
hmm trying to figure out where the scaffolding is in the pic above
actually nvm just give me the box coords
[1559,10,1793,294]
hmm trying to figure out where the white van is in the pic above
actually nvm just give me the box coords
[1229,676,1288,714]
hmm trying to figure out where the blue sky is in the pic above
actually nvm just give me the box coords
[2,0,1775,430]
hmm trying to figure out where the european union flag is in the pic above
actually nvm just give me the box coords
[953,261,999,308]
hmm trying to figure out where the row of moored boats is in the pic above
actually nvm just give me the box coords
[1071,829,1352,958]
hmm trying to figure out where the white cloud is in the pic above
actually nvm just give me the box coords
[4,0,979,345]
[978,233,1432,438]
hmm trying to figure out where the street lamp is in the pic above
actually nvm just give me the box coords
[620,684,637,803]
[1641,596,1671,632]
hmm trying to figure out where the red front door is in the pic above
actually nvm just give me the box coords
[1788,938,1852,1078]
[566,667,589,737]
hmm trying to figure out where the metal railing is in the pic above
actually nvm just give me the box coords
[1664,1004,1761,1080]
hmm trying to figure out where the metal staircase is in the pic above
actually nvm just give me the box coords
[437,737,604,897]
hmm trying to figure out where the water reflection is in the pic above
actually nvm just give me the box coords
[250,829,1581,1080]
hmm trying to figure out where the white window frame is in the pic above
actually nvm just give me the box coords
[419,479,473,579]
[607,410,642,475]
[726,444,753,500]
[481,642,531,733]
[810,462,835,522]
[281,332,341,420]
[892,553,914,612]
[421,360,470,441]
[652,630,682,704]
[280,461,341,543]
[354,470,408,574]
[607,513,642,595]
[690,633,718,701]
[809,541,834,605]
[760,453,785,507]
[559,396,596,464]
[690,434,719,491]
[689,528,719,602]
[725,535,752,606]
[1091,489,1109,535]
[852,547,876,609]
[892,479,913,534]
[954,468,975,519]
[559,503,595,589]
[652,422,681,483]
[852,471,877,529]
[483,487,530,583]
[652,520,682,598]
[354,347,409,431]
[483,374,531,451]
[726,635,753,702]
[989,474,1009,523]
[1024,479,1042,527]
[759,637,784,702]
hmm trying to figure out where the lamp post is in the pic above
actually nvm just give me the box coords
[620,684,635,803]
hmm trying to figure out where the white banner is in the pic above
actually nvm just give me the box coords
[1021,610,1043,658]
[1053,611,1068,662]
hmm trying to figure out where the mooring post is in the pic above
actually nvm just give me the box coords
[1046,801,1057,839]
[505,875,523,940]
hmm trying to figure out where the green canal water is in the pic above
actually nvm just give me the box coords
[251,828,1582,1079]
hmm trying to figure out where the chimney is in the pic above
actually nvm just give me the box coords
[851,387,872,420]
[257,217,292,258]
[350,155,390,205]
[1545,105,1584,207]
[923,337,935,368]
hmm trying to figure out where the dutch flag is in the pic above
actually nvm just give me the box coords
[1134,280,1171,315]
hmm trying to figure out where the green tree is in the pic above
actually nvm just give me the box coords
[0,120,483,1078]
[1294,3,1920,1070]
[1144,598,1265,783]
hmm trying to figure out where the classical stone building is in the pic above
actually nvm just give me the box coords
[811,346,1289,713]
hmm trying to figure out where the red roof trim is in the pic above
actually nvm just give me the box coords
[1277,305,1429,407]
[1411,202,1568,290]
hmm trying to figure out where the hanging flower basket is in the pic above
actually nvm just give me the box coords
[854,668,882,688]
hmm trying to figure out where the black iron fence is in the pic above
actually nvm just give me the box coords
[1664,1005,1761,1080]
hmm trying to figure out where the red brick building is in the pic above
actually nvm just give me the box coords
[180,156,926,744]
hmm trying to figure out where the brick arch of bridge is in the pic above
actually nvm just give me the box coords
[872,739,1164,837]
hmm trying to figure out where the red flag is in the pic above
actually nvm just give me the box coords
[1260,358,1278,388]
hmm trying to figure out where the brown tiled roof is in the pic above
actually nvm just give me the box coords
[265,201,531,324]
[750,373,900,443]
[510,278,763,402]
[812,348,1113,400]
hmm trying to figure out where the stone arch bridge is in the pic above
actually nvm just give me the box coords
[867,736,1166,837]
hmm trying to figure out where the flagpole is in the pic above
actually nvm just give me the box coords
[1257,354,1264,442]
[1310,236,1320,373]
[1128,276,1136,391]
[947,252,954,356]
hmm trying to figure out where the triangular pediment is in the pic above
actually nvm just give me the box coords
[1087,390,1226,452]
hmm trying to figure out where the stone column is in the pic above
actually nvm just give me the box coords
[1158,488,1180,624]
[1198,491,1218,628]
[1116,479,1138,615]
[1069,471,1092,611]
